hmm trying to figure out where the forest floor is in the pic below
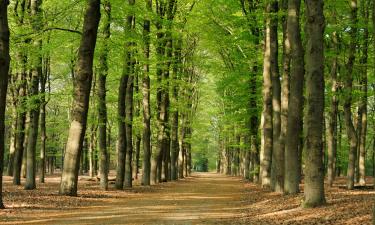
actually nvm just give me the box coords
[0,172,374,224]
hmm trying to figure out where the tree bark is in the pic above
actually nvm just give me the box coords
[124,0,136,188]
[278,0,290,192]
[284,0,304,195]
[88,125,97,178]
[97,0,110,190]
[0,0,10,208]
[25,0,42,190]
[141,0,152,186]
[260,0,275,188]
[303,0,326,208]
[357,0,369,186]
[344,0,359,190]
[59,0,101,196]
[39,53,49,183]
[7,92,17,176]
[267,0,283,193]
[327,31,339,187]
[116,75,127,189]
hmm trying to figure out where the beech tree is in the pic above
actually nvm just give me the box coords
[303,0,326,207]
[59,0,101,196]
[284,0,304,195]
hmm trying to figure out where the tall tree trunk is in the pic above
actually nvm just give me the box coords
[178,118,185,179]
[39,54,49,183]
[7,93,17,176]
[260,0,275,188]
[344,0,359,190]
[0,0,10,208]
[59,0,101,196]
[278,0,290,192]
[268,0,282,193]
[170,44,180,179]
[327,31,339,187]
[124,0,136,188]
[116,76,127,189]
[132,75,141,180]
[21,116,29,179]
[284,0,304,195]
[88,125,97,178]
[303,0,326,208]
[98,0,111,190]
[357,0,369,186]
[25,0,43,190]
[141,0,152,186]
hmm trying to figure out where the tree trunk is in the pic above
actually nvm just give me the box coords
[244,138,250,179]
[25,0,43,190]
[97,0,111,190]
[344,0,359,190]
[141,0,152,186]
[7,102,17,176]
[357,0,369,186]
[21,114,29,179]
[116,75,127,189]
[327,32,339,187]
[39,55,49,184]
[268,0,282,193]
[124,0,136,188]
[303,0,326,207]
[278,0,290,192]
[59,0,101,196]
[178,122,185,179]
[260,0,275,188]
[88,126,97,178]
[284,0,304,195]
[0,0,10,208]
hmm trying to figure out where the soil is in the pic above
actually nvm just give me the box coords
[0,173,373,224]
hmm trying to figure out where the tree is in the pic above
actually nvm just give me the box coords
[303,0,326,208]
[357,0,369,186]
[0,0,10,209]
[279,0,290,191]
[141,0,152,186]
[25,0,43,191]
[97,0,111,190]
[124,0,136,188]
[344,0,359,190]
[59,0,101,196]
[260,0,276,189]
[284,0,304,194]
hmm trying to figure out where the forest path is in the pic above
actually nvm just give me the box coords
[12,173,248,225]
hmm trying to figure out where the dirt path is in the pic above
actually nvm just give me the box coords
[1,173,373,224]
[3,173,248,225]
